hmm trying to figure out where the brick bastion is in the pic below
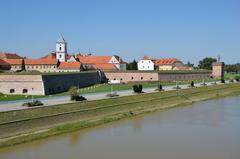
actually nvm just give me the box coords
[0,71,105,95]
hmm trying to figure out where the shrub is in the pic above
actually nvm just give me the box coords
[132,84,143,93]
[190,81,194,87]
[156,84,164,91]
[71,95,87,101]
[235,76,240,82]
[69,86,79,97]
[22,100,44,107]
[68,86,87,101]
[221,79,225,83]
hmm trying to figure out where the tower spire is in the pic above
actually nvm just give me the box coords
[56,35,67,62]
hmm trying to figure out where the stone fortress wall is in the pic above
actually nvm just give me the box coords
[42,72,104,95]
[0,68,219,96]
[0,72,104,95]
[104,71,212,83]
[0,75,45,95]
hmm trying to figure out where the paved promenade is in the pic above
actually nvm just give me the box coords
[0,82,222,112]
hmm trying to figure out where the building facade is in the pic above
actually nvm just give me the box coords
[137,60,154,70]
[137,56,193,71]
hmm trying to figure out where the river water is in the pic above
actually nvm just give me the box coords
[0,96,240,159]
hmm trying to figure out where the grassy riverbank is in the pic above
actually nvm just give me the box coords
[0,83,240,148]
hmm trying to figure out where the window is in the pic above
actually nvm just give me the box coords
[120,78,123,81]
[22,89,28,93]
[10,89,15,93]
[60,54,62,58]
[113,78,116,80]
[141,77,143,80]
[59,47,62,51]
[131,77,134,80]
[150,77,153,80]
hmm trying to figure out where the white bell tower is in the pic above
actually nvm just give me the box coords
[56,35,67,62]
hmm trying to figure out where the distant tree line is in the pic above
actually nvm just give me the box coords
[225,63,240,73]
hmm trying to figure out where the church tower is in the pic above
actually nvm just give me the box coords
[56,35,67,62]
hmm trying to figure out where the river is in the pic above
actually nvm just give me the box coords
[0,96,240,159]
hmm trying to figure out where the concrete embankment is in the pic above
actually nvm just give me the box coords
[0,83,240,147]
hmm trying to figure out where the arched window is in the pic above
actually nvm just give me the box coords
[23,89,28,93]
[10,89,15,93]
[59,47,62,51]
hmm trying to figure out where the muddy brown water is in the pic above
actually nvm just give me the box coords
[0,96,240,159]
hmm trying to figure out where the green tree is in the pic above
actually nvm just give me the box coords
[225,63,240,73]
[127,60,138,70]
[69,86,80,100]
[186,61,194,67]
[21,59,26,71]
[198,57,217,70]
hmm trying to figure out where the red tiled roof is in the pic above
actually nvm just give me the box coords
[77,55,112,64]
[3,59,22,65]
[0,59,10,66]
[66,54,73,60]
[25,58,57,65]
[58,62,81,70]
[154,58,179,65]
[143,56,151,60]
[41,53,56,59]
[94,64,117,70]
[0,53,22,59]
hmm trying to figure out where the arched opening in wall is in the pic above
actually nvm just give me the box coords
[141,77,143,80]
[59,47,62,51]
[150,77,153,80]
[10,89,15,93]
[120,78,123,81]
[22,89,28,93]
[131,77,134,80]
[113,78,116,80]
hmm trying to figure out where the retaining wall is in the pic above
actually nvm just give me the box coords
[105,71,211,83]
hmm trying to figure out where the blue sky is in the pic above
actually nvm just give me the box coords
[0,0,239,64]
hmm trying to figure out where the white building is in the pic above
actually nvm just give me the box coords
[137,60,154,71]
[56,35,67,62]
